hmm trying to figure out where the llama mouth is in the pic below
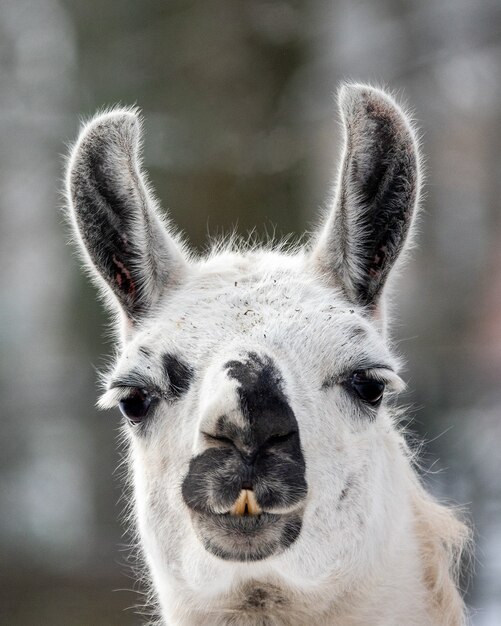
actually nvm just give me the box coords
[191,508,303,562]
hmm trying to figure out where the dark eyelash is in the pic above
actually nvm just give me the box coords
[322,365,394,390]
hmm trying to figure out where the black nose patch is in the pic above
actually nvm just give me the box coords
[181,351,307,522]
[223,352,298,448]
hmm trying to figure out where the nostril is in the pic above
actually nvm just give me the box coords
[265,430,298,448]
[202,432,235,448]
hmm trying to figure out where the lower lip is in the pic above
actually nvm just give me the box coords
[204,511,281,531]
[190,509,303,562]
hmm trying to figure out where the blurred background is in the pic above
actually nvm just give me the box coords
[1,0,500,624]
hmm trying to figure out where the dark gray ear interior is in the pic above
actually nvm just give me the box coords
[314,84,421,308]
[67,109,184,321]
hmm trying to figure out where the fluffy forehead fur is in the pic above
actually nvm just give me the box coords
[66,83,469,626]
[101,249,402,398]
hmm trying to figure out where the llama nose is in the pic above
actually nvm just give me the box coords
[186,351,307,517]
[208,424,299,460]
[205,351,301,459]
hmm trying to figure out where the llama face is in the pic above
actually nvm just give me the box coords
[67,84,420,596]
[98,253,405,572]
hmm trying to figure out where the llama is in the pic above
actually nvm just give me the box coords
[66,84,469,625]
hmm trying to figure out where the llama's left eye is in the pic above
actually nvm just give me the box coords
[119,388,154,423]
[350,372,385,406]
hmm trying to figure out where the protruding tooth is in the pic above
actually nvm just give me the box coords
[230,489,262,516]
[231,490,248,516]
[246,490,262,516]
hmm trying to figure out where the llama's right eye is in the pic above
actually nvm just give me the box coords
[349,372,385,406]
[119,388,154,423]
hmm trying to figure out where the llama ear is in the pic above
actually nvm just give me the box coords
[66,108,186,323]
[312,84,421,309]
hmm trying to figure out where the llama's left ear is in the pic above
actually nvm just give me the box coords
[66,108,186,324]
[312,84,421,310]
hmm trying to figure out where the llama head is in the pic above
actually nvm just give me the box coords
[67,84,421,599]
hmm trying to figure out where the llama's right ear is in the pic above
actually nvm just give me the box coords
[311,84,421,310]
[66,109,186,324]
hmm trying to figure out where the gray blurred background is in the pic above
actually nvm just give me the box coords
[1,0,500,624]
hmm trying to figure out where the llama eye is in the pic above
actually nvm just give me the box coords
[349,372,385,406]
[119,388,155,423]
